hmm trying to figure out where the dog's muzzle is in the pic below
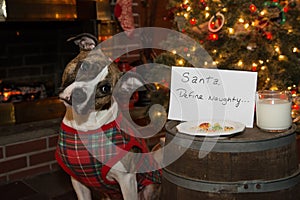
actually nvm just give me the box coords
[59,87,87,106]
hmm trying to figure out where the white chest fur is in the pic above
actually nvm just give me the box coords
[62,101,118,132]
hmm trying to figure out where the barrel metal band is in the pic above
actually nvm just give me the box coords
[167,132,295,153]
[163,168,300,193]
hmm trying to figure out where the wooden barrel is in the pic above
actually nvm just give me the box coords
[162,121,300,200]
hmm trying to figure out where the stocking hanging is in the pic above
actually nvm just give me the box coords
[114,0,135,36]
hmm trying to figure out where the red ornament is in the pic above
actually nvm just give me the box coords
[265,32,273,40]
[210,21,215,29]
[189,18,197,25]
[252,66,257,72]
[199,0,207,7]
[283,7,289,12]
[249,4,257,13]
[208,12,225,33]
[210,18,222,29]
[208,33,219,41]
[292,104,299,110]
[182,4,188,9]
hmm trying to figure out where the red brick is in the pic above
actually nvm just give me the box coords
[8,165,51,181]
[48,135,58,148]
[29,149,56,166]
[6,139,47,157]
[0,147,3,159]
[0,157,27,173]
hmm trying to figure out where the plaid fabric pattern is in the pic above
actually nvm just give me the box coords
[55,115,161,198]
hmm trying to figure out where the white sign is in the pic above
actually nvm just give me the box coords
[168,67,257,127]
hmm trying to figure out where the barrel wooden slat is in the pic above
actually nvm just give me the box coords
[162,121,300,200]
[162,176,300,200]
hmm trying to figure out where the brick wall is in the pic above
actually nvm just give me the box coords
[0,112,62,184]
[0,133,59,183]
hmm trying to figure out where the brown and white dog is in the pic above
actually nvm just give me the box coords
[55,33,162,200]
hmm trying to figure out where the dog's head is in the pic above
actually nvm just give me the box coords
[59,34,144,115]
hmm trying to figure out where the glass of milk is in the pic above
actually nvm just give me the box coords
[256,90,292,132]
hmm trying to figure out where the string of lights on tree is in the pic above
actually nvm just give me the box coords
[157,0,300,92]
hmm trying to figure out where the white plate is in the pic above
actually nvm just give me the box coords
[176,120,245,137]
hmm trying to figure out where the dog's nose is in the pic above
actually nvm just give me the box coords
[71,88,87,104]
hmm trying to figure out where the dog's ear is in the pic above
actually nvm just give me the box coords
[67,33,98,51]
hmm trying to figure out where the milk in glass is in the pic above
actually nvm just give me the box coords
[256,91,292,132]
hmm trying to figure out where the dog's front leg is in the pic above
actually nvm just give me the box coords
[107,161,138,200]
[71,177,92,200]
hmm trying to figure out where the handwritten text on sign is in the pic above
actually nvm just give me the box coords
[168,67,257,127]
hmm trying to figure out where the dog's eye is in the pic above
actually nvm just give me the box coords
[101,84,111,94]
[76,61,101,81]
[96,81,112,98]
[79,62,89,72]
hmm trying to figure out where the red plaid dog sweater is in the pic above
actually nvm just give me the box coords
[55,114,162,199]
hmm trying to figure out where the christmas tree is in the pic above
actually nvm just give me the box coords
[156,0,300,91]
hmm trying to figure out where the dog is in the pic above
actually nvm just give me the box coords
[55,33,162,200]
